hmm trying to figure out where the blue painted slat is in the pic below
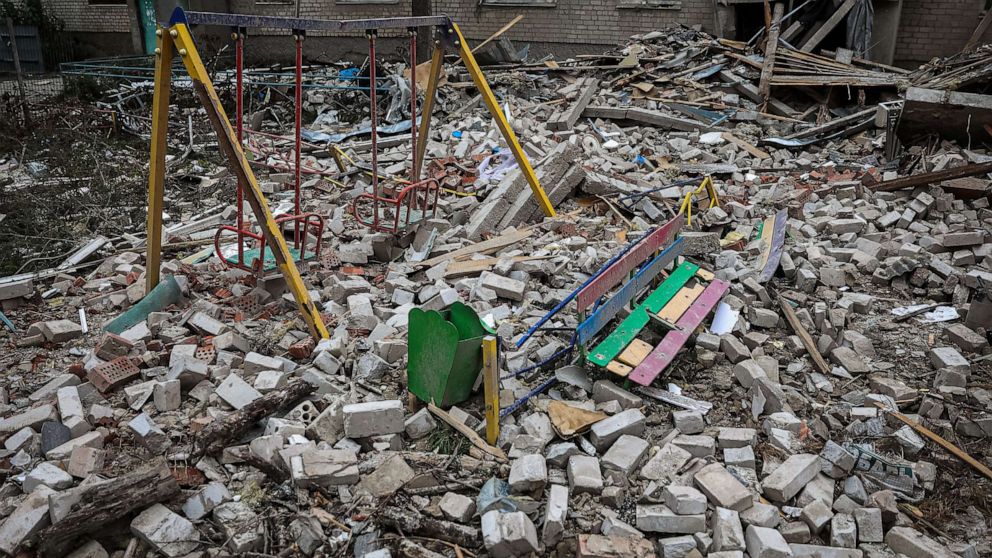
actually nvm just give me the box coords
[576,238,684,346]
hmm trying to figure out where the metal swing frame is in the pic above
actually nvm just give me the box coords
[213,27,325,273]
[145,8,554,340]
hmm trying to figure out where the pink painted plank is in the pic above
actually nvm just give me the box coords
[576,215,684,312]
[628,279,730,386]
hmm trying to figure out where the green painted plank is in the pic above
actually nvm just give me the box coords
[586,262,699,367]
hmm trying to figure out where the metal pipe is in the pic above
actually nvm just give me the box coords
[408,28,418,225]
[235,30,245,266]
[294,31,304,247]
[514,226,657,348]
[368,30,379,231]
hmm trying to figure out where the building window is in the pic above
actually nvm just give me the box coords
[618,0,682,9]
[335,0,401,4]
[87,0,127,5]
[480,0,556,6]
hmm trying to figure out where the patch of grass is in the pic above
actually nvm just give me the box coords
[428,425,467,456]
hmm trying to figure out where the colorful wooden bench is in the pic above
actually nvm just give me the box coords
[570,215,729,386]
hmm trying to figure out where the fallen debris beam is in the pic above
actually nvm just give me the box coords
[758,3,784,104]
[548,78,599,131]
[583,106,721,133]
[799,0,857,52]
[869,160,992,192]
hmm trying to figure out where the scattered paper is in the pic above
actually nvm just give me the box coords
[710,301,739,335]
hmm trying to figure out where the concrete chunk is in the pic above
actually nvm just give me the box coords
[343,400,404,438]
[635,504,705,534]
[589,408,645,451]
[745,525,792,558]
[694,462,753,511]
[0,485,55,555]
[761,453,819,502]
[130,503,200,557]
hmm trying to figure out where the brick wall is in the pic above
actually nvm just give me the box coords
[436,0,713,49]
[42,0,130,33]
[894,0,992,67]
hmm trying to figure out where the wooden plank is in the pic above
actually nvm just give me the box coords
[578,241,687,348]
[781,20,804,42]
[756,213,777,272]
[695,267,715,282]
[800,0,857,52]
[481,336,500,446]
[584,260,697,366]
[721,132,770,160]
[964,8,992,52]
[548,78,599,132]
[443,255,551,278]
[428,403,507,462]
[870,160,992,193]
[758,208,789,283]
[758,2,785,103]
[875,402,992,482]
[416,228,533,268]
[784,107,876,140]
[657,282,705,323]
[606,361,633,377]
[628,280,730,386]
[778,294,831,375]
[576,215,684,312]
[618,339,655,367]
[718,70,799,118]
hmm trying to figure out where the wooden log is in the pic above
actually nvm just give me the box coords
[758,3,785,104]
[35,459,179,554]
[195,379,316,457]
[379,507,480,548]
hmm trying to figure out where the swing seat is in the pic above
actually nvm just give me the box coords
[352,178,440,234]
[214,212,325,273]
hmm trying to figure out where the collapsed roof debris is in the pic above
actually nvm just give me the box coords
[1,5,991,558]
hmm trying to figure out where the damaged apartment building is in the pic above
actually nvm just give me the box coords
[1,0,992,557]
[40,0,992,68]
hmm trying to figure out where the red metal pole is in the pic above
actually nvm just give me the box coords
[408,29,418,228]
[235,30,245,266]
[368,30,379,231]
[294,31,304,247]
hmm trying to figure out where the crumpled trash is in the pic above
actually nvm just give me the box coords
[477,151,518,185]
[477,477,517,515]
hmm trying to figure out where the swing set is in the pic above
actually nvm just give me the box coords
[144,8,555,339]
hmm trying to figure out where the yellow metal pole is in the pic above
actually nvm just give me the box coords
[415,42,444,180]
[170,23,329,339]
[145,27,173,293]
[481,335,500,446]
[450,23,556,218]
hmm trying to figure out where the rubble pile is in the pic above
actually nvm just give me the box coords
[0,19,991,558]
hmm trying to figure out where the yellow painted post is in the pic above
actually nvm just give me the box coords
[145,27,173,293]
[481,335,500,446]
[170,24,329,340]
[415,43,444,180]
[450,23,556,218]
